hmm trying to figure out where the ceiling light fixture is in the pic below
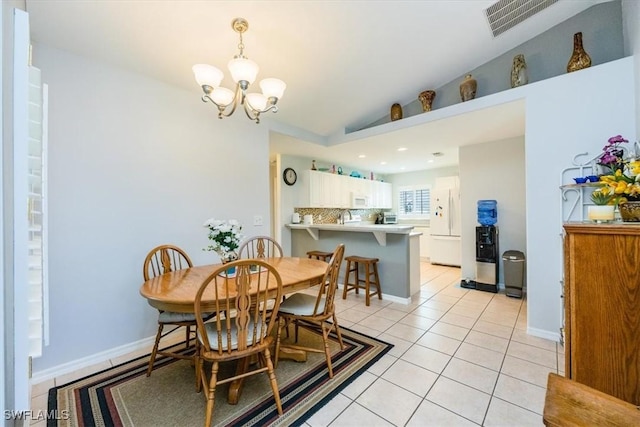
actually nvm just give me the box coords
[397,147,408,152]
[358,154,366,158]
[192,18,286,124]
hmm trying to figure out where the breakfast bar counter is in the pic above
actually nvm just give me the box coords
[287,223,413,246]
[286,223,420,300]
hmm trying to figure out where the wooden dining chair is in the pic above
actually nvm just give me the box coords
[143,244,213,377]
[237,235,283,259]
[194,259,284,426]
[275,243,345,378]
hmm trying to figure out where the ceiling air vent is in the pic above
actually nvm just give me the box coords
[485,0,558,37]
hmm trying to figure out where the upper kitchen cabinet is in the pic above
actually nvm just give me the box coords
[300,170,349,208]
[371,180,392,209]
[298,170,392,209]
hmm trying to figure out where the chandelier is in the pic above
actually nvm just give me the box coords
[192,18,286,124]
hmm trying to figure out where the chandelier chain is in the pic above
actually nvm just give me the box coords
[237,31,245,57]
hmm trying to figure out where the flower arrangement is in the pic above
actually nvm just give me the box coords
[595,135,640,205]
[203,218,243,262]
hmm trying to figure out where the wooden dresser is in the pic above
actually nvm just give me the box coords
[563,223,640,405]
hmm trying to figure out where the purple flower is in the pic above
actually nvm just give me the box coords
[608,135,629,145]
[600,153,618,164]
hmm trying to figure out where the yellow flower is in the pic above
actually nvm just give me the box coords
[615,181,628,194]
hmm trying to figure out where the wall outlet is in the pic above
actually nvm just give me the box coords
[253,215,263,226]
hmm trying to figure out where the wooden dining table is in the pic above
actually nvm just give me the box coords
[139,256,328,403]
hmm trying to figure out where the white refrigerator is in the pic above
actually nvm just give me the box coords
[430,187,462,266]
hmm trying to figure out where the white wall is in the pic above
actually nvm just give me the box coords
[32,44,272,372]
[459,137,526,285]
[278,154,314,255]
[525,58,636,340]
[621,0,640,135]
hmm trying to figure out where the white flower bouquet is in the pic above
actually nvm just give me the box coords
[203,218,243,262]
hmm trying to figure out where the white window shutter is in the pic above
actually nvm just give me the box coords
[27,66,47,357]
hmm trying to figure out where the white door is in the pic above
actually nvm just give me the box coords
[430,188,451,236]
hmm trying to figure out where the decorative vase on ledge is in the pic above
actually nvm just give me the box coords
[390,103,403,121]
[566,32,591,73]
[418,90,436,112]
[459,74,477,102]
[510,54,528,88]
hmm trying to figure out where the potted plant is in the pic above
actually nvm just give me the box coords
[588,188,615,222]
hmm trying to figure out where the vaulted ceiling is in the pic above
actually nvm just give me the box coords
[26,0,607,173]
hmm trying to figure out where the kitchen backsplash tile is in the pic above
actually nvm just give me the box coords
[293,208,383,224]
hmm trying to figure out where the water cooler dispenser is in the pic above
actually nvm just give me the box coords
[461,200,499,292]
[475,226,499,292]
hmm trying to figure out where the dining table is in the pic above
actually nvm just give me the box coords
[139,256,328,404]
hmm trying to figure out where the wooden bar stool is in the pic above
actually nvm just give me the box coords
[306,250,333,262]
[342,255,382,306]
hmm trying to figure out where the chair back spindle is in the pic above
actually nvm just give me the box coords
[238,236,284,259]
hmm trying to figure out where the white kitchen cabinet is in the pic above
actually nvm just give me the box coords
[301,170,350,208]
[299,170,391,209]
[307,170,324,206]
[367,180,392,209]
[327,173,350,208]
[350,176,372,200]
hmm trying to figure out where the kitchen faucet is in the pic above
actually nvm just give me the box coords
[339,209,352,224]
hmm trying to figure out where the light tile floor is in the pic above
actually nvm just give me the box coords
[31,262,563,426]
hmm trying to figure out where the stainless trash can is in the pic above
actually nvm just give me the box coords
[502,250,525,298]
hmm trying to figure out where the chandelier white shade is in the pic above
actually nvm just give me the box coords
[193,18,286,123]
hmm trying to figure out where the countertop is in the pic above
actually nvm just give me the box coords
[286,223,414,233]
[286,222,415,246]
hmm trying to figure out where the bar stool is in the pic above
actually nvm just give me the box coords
[342,256,382,306]
[306,250,333,262]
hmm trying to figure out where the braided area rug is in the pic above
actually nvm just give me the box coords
[48,325,392,426]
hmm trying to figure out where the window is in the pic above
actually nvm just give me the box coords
[398,185,431,219]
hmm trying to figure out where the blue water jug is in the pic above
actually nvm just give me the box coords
[478,200,497,226]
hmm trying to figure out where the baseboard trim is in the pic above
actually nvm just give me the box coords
[527,326,561,343]
[380,293,411,304]
[31,333,167,384]
[337,283,411,304]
